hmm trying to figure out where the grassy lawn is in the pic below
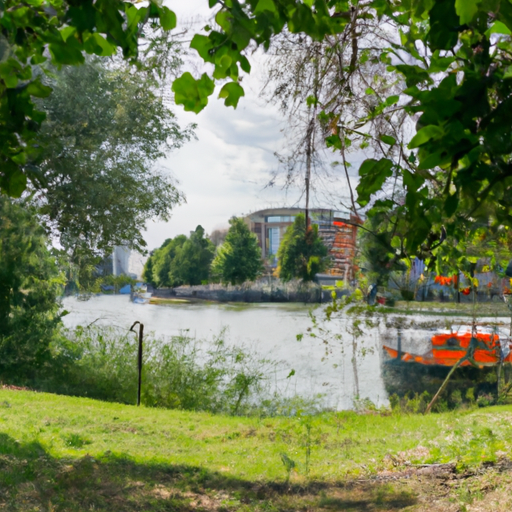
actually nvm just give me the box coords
[1,388,512,510]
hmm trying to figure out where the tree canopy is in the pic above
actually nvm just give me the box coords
[36,58,191,257]
[145,227,215,288]
[0,196,64,380]
[211,217,264,285]
[0,0,178,197]
[277,213,329,282]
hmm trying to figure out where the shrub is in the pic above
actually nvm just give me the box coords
[48,326,277,415]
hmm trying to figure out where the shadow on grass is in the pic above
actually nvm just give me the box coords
[0,433,417,511]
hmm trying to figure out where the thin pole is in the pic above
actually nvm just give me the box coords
[130,321,144,406]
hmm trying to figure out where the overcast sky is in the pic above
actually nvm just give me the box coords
[142,0,359,250]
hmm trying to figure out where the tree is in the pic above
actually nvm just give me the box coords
[142,251,157,289]
[36,58,192,258]
[0,0,178,197]
[263,18,405,216]
[350,0,512,267]
[169,226,215,286]
[145,227,215,288]
[0,196,64,381]
[211,217,264,285]
[147,236,186,288]
[277,213,329,282]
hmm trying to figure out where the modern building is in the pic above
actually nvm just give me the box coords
[112,246,146,280]
[244,207,360,280]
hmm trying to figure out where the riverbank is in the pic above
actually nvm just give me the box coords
[152,279,339,303]
[2,388,512,511]
[380,300,511,317]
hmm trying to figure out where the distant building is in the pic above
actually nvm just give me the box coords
[112,246,146,280]
[244,207,360,280]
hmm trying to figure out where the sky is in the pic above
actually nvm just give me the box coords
[142,0,358,250]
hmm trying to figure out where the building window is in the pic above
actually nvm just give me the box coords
[267,215,294,223]
[268,227,280,255]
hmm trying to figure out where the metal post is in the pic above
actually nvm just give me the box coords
[130,321,144,406]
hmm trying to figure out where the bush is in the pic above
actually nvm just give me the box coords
[48,326,278,415]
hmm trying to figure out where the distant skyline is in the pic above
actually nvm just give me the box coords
[143,0,360,251]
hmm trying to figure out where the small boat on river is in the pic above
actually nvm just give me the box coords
[133,292,152,305]
[131,283,152,304]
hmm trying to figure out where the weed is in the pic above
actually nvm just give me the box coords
[63,433,91,448]
[279,452,296,482]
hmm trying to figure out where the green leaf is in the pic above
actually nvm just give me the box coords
[356,158,394,206]
[11,152,26,165]
[306,95,318,107]
[380,134,396,145]
[172,72,215,113]
[485,21,512,37]
[417,151,450,170]
[159,6,177,31]
[84,33,116,57]
[60,27,76,42]
[384,95,399,106]
[0,66,17,88]
[4,167,27,198]
[239,55,251,73]
[325,134,342,150]
[455,0,480,25]
[429,53,455,73]
[190,35,214,63]
[444,192,459,217]
[26,79,52,98]
[408,125,444,149]
[402,168,425,190]
[286,369,296,378]
[254,0,277,14]
[218,82,244,108]
[49,42,85,65]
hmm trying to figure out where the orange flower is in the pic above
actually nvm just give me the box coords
[435,275,453,286]
[462,287,471,295]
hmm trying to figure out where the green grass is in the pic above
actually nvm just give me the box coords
[2,389,512,510]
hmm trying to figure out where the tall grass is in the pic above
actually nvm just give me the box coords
[47,326,284,415]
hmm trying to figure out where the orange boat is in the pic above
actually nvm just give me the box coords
[383,332,512,367]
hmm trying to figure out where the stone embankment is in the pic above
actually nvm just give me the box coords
[151,278,344,303]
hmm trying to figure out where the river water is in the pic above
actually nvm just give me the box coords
[61,295,388,410]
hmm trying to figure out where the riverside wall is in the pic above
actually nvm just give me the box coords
[151,279,345,303]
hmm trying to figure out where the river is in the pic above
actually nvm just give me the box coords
[61,295,388,410]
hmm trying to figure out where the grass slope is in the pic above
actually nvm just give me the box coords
[1,389,512,511]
